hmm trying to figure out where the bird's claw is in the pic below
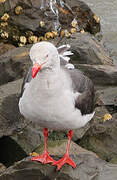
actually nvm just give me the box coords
[52,154,76,170]
[31,151,55,164]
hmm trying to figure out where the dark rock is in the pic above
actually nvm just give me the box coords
[7,0,100,34]
[1,154,117,180]
[0,136,27,167]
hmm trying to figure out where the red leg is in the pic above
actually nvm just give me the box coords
[31,128,55,164]
[53,130,76,170]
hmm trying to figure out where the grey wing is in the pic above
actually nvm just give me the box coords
[68,68,95,115]
[20,66,32,97]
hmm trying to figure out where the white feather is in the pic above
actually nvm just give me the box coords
[63,51,73,56]
[65,63,75,69]
[59,55,70,62]
[57,44,70,49]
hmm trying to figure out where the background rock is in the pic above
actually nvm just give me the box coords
[60,33,113,65]
[78,110,117,163]
[0,33,114,85]
[0,78,24,137]
[97,87,117,106]
[76,64,117,85]
[0,45,31,85]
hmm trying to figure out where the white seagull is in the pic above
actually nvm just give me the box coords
[19,41,95,170]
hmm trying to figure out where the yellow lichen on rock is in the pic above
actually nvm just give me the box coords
[71,19,78,28]
[28,35,38,44]
[29,152,39,157]
[0,0,6,3]
[20,36,27,45]
[52,31,58,38]
[80,29,85,33]
[40,21,45,27]
[13,35,19,42]
[71,28,77,34]
[1,13,10,21]
[38,36,44,41]
[18,43,25,47]
[1,31,9,38]
[45,32,54,39]
[64,30,71,38]
[93,14,100,23]
[104,113,112,122]
[60,30,65,37]
[25,31,33,38]
[15,6,23,15]
[0,22,8,27]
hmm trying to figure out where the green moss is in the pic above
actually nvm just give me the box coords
[35,140,66,154]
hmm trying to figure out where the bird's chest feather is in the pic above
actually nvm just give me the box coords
[20,72,75,121]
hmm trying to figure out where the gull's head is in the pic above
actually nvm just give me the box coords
[29,41,59,78]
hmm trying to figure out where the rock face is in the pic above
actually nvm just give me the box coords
[1,154,117,180]
[0,33,115,86]
[59,33,113,65]
[0,45,31,85]
[77,64,117,85]
[0,78,24,137]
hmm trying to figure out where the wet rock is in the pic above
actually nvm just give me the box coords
[0,0,101,46]
[1,153,117,180]
[7,0,100,34]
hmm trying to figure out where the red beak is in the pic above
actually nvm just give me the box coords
[32,63,41,78]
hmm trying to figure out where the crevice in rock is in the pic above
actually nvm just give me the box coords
[0,136,27,167]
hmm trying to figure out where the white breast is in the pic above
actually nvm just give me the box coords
[19,69,94,130]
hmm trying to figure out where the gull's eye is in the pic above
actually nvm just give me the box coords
[46,54,48,58]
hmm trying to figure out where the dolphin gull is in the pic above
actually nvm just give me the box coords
[19,41,95,170]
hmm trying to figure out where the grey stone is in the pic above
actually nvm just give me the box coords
[0,78,25,137]
[1,154,117,180]
[0,45,31,85]
[76,64,117,85]
[60,33,113,65]
[97,87,117,106]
